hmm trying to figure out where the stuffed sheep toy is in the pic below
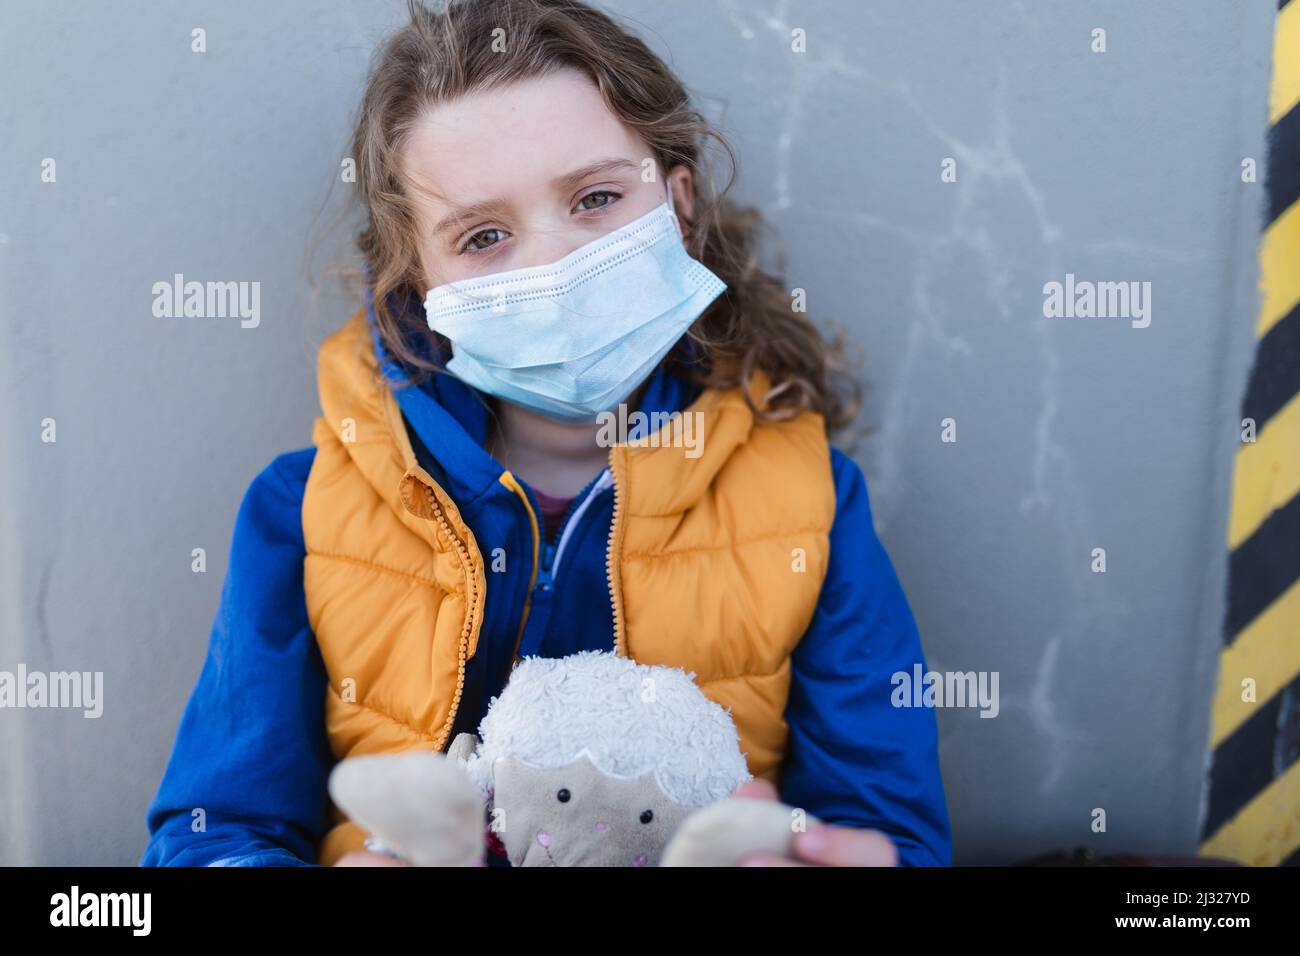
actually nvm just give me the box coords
[328,650,815,867]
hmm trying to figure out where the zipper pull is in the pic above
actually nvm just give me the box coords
[537,541,557,591]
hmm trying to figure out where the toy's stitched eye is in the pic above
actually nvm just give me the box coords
[639,809,653,824]
[557,789,571,803]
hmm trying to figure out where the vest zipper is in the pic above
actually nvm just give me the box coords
[420,483,478,752]
[605,448,628,657]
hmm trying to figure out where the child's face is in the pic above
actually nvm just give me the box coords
[401,68,690,290]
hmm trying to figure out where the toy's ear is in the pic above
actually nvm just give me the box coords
[447,732,480,765]
[660,797,820,867]
[328,752,484,866]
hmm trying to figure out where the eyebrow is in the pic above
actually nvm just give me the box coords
[431,157,641,237]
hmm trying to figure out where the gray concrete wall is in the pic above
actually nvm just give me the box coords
[0,0,1276,864]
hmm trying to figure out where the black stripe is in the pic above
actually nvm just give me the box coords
[1283,0,1293,11]
[1241,302,1300,430]
[1266,102,1300,226]
[1203,675,1300,839]
[1224,492,1300,641]
[1284,843,1300,866]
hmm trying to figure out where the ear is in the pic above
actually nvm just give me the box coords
[328,752,485,866]
[447,732,480,765]
[660,797,820,867]
[665,164,695,240]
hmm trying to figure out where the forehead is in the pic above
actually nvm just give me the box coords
[494,755,679,807]
[401,69,646,204]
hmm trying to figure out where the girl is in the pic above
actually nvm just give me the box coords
[142,0,951,868]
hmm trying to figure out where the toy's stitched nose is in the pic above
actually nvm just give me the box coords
[634,854,647,867]
[594,822,609,831]
[537,831,551,848]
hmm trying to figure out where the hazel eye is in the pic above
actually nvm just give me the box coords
[557,788,571,803]
[462,228,507,254]
[577,190,618,211]
[639,809,653,824]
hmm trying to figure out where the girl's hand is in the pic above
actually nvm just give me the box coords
[732,779,899,867]
[332,850,414,867]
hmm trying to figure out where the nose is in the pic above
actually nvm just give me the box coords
[520,229,584,271]
[594,822,609,831]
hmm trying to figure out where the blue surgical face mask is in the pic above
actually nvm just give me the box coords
[423,177,727,424]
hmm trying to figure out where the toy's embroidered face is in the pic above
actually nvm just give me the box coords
[492,755,695,867]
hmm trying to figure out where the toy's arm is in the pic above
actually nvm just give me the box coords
[778,448,954,867]
[140,449,334,867]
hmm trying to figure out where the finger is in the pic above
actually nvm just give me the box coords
[732,778,780,801]
[791,825,899,867]
[737,851,811,867]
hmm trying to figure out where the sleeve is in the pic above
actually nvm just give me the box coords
[140,447,334,867]
[779,448,954,867]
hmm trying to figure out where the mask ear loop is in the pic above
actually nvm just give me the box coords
[664,173,678,224]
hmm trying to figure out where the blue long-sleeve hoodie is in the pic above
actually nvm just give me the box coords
[140,300,952,868]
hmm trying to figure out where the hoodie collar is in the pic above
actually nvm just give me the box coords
[364,284,701,510]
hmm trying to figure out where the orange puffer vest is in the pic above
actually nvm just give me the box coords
[303,311,836,864]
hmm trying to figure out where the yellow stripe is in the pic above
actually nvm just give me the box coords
[1227,392,1300,549]
[1271,0,1300,124]
[1202,0,1300,872]
[1200,757,1300,866]
[1259,199,1300,339]
[1209,578,1300,748]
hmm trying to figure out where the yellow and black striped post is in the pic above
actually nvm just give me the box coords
[1200,0,1300,867]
